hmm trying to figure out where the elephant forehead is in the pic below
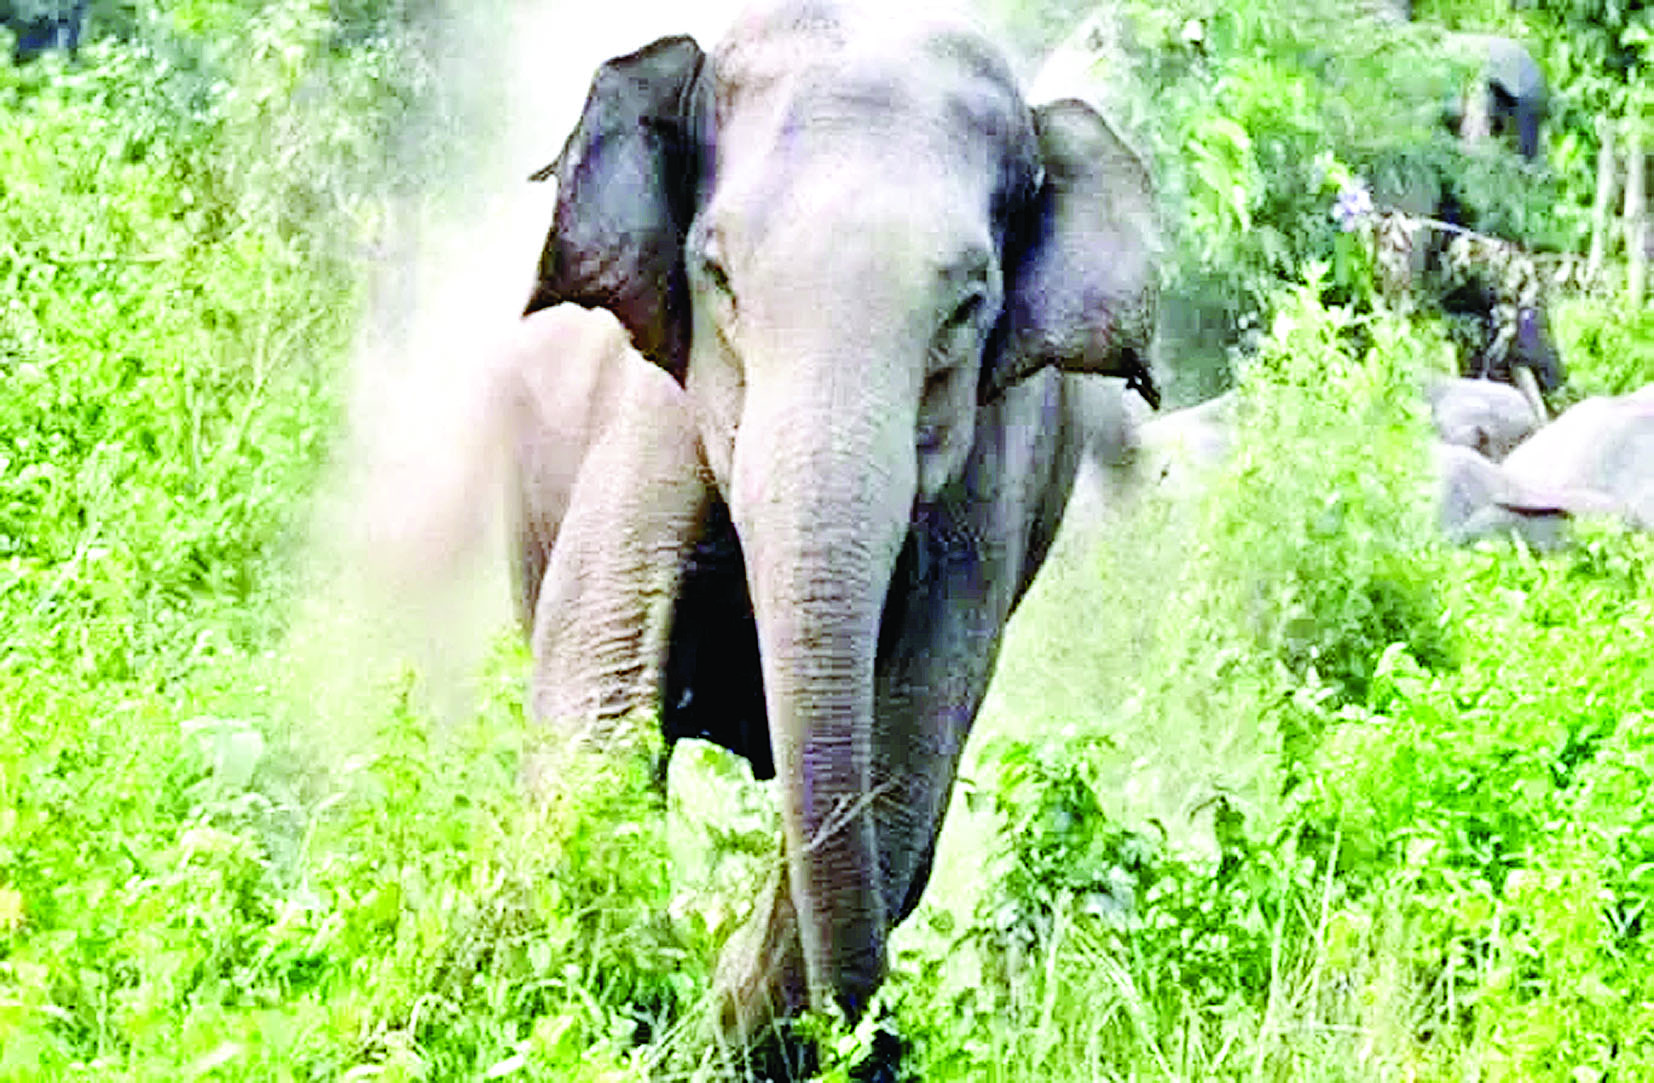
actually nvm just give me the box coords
[716,0,1009,86]
[710,2,1031,175]
[692,176,1002,354]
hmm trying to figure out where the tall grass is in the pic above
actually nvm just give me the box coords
[888,280,1654,1080]
[3,2,1653,1081]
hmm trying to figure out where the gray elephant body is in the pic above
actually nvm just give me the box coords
[1427,376,1541,462]
[1434,441,1571,548]
[522,0,1160,1046]
[1502,387,1654,531]
[524,329,1123,1041]
[499,304,687,630]
[1433,385,1654,546]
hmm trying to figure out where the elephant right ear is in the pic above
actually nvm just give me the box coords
[525,35,708,382]
[988,99,1161,406]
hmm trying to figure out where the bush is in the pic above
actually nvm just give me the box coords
[0,4,414,677]
[1210,271,1455,705]
[1304,526,1654,1077]
[1062,0,1579,403]
[4,2,1652,1079]
[882,270,1652,1078]
[1551,295,1654,396]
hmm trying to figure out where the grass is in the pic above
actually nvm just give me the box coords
[888,280,1654,1081]
[3,2,1654,1080]
[910,518,1653,1081]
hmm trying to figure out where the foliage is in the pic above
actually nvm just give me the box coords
[1522,0,1653,134]
[968,733,1324,1028]
[1132,8,1455,266]
[1551,294,1654,396]
[2,1,1653,1081]
[1212,271,1455,703]
[1303,527,1654,1079]
[1421,0,1654,252]
[1069,0,1608,403]
[883,281,1654,1082]
[0,644,711,1079]
[0,1,406,678]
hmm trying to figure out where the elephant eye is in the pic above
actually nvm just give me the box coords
[943,290,987,333]
[702,257,733,297]
[933,289,990,371]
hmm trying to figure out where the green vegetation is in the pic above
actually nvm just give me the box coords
[899,275,1654,1080]
[1,1,1651,1080]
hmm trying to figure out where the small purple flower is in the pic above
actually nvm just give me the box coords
[1330,179,1373,232]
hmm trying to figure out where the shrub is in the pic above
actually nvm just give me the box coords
[1202,269,1455,706]
[1551,295,1654,397]
[1305,526,1654,1076]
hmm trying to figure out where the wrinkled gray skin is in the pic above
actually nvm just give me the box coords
[1502,387,1654,531]
[496,304,697,632]
[1427,377,1541,462]
[1434,442,1571,549]
[1435,385,1654,545]
[523,0,1160,1045]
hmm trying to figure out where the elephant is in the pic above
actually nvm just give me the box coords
[1442,34,1549,165]
[1501,386,1654,532]
[1052,374,1613,555]
[499,301,776,778]
[1434,441,1572,549]
[518,0,1160,1055]
[1052,386,1235,573]
[1,0,88,62]
[1426,376,1542,462]
[1434,384,1654,546]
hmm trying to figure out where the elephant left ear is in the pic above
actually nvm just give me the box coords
[987,99,1161,407]
[523,35,709,382]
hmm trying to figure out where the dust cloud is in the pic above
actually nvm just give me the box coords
[285,1,744,737]
[283,0,1036,741]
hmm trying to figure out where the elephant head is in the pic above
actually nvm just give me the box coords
[1444,34,1549,163]
[527,0,1158,1024]
[4,0,89,62]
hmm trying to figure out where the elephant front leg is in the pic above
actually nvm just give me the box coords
[525,369,712,789]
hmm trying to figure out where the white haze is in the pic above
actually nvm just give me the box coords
[286,0,1060,738]
[287,2,743,732]
[280,0,1192,982]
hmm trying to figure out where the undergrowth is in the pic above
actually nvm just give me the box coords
[3,1,1652,1081]
[884,277,1654,1081]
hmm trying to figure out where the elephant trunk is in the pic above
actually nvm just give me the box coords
[728,384,916,1020]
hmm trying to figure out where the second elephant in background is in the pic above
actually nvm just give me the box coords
[495,304,699,633]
